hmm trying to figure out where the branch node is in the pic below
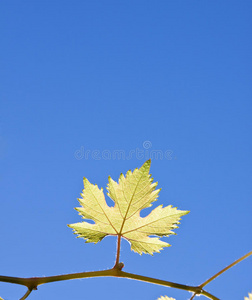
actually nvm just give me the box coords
[113,262,124,271]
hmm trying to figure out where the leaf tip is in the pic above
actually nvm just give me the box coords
[143,159,151,167]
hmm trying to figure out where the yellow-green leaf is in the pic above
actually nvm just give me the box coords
[245,292,252,300]
[68,160,189,255]
[157,296,176,300]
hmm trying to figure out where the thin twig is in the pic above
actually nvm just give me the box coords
[19,289,33,300]
[200,250,252,288]
[189,292,197,300]
[189,250,252,300]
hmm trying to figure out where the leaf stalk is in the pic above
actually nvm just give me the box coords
[114,235,122,269]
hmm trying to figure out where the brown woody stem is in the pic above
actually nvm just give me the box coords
[1,251,251,300]
[0,269,218,300]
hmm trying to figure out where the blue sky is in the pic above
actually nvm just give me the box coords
[0,1,251,300]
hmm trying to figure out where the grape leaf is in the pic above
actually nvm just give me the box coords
[68,160,189,255]
[245,292,252,300]
[157,296,175,300]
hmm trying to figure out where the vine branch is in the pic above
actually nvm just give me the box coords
[0,251,251,300]
[0,268,218,300]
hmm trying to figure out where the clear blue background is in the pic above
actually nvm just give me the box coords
[0,1,251,300]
